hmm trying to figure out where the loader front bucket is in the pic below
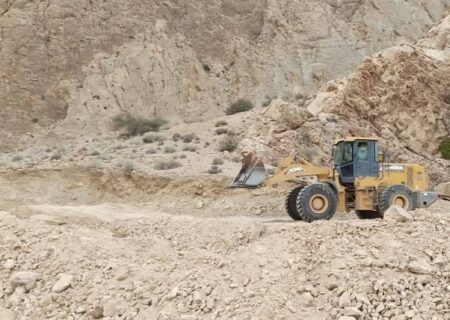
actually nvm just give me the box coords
[231,153,267,188]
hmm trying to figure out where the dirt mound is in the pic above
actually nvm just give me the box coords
[242,13,450,183]
[0,168,229,205]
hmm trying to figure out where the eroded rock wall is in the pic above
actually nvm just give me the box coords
[0,0,448,146]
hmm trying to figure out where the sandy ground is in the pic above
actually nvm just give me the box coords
[0,167,449,320]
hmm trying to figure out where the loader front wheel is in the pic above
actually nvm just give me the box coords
[378,185,415,216]
[296,183,337,222]
[285,186,304,221]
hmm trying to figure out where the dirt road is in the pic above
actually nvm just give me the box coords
[0,169,449,320]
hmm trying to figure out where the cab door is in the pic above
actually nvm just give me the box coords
[354,141,379,178]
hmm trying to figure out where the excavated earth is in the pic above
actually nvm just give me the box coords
[0,167,449,320]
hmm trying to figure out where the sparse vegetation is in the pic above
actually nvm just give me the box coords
[215,120,228,127]
[444,94,450,105]
[164,146,176,154]
[143,133,165,144]
[208,165,222,174]
[146,148,157,155]
[112,113,168,136]
[119,161,135,176]
[111,143,126,151]
[262,95,276,107]
[212,158,224,165]
[91,150,100,156]
[11,155,22,162]
[215,128,228,135]
[182,146,197,152]
[219,135,238,152]
[225,99,254,115]
[50,152,63,160]
[179,154,187,159]
[182,133,198,143]
[154,159,182,170]
[440,136,450,160]
[172,133,181,142]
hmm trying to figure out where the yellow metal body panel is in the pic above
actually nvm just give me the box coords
[254,148,430,213]
[334,136,380,144]
[264,156,331,187]
[353,163,429,211]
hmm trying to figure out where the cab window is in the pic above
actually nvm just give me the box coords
[357,142,369,161]
[335,142,353,165]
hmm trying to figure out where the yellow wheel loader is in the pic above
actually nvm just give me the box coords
[232,137,438,222]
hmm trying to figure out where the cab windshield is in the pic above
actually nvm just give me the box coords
[334,142,353,166]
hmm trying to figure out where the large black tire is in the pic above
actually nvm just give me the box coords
[285,186,304,221]
[296,183,338,222]
[356,210,382,220]
[378,185,415,217]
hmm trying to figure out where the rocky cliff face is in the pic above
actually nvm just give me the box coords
[0,0,448,148]
[242,10,450,181]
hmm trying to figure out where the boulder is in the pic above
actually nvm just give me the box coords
[408,260,434,275]
[52,274,74,293]
[264,99,311,129]
[384,206,412,223]
[436,182,450,198]
[0,308,16,320]
[10,271,41,291]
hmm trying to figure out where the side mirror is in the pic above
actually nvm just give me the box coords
[377,152,385,163]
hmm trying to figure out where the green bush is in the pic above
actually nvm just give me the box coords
[440,136,450,159]
[215,120,228,127]
[164,146,176,154]
[11,155,22,162]
[225,99,254,115]
[143,133,164,144]
[113,113,168,136]
[119,161,135,177]
[154,160,182,170]
[219,135,238,152]
[51,152,63,160]
[208,165,222,174]
[443,94,450,105]
[215,128,228,135]
[172,133,181,142]
[182,133,198,143]
[182,146,197,152]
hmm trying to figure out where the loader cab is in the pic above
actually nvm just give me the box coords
[333,138,380,185]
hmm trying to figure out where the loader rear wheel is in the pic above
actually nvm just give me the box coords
[296,183,337,222]
[378,185,415,216]
[285,186,304,221]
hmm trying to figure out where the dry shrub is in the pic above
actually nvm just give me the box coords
[113,113,168,136]
[154,160,182,170]
[225,99,253,115]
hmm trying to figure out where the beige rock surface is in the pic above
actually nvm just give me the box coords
[0,0,449,148]
[436,182,450,198]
